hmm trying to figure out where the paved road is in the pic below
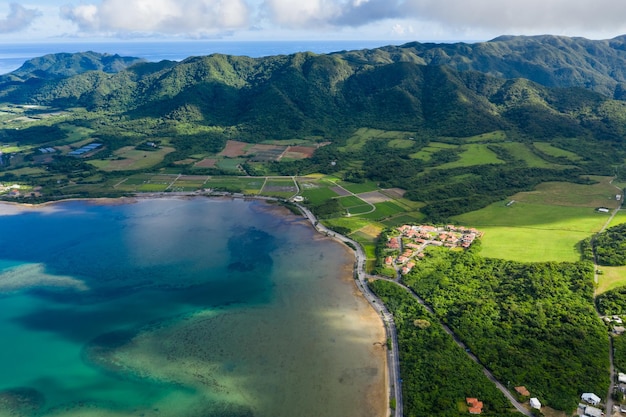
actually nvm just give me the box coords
[296,203,532,417]
[593,179,624,414]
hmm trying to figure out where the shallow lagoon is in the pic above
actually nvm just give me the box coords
[0,198,385,417]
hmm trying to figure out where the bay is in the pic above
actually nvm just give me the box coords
[0,197,385,417]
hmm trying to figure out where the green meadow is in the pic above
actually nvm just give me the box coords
[435,144,504,169]
[453,182,616,262]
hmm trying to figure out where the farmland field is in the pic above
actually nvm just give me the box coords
[337,195,367,208]
[339,180,380,194]
[300,186,340,205]
[89,147,174,171]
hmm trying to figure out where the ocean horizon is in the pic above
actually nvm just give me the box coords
[0,40,405,76]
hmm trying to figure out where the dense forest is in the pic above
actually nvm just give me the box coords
[401,246,608,412]
[368,280,519,417]
[593,223,626,266]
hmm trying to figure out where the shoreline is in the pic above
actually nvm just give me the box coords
[0,193,392,417]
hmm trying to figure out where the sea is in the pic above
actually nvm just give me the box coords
[0,40,401,76]
[0,197,385,417]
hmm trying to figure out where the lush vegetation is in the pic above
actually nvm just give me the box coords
[2,38,626,218]
[593,223,626,266]
[369,280,518,417]
[402,247,609,412]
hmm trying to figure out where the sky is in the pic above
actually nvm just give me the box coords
[2,0,626,44]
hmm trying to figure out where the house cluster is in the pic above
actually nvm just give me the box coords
[514,386,541,410]
[578,393,602,417]
[384,224,482,274]
[0,183,22,197]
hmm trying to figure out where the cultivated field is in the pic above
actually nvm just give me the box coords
[89,147,175,171]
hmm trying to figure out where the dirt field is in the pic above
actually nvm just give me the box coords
[283,145,316,159]
[194,158,218,168]
[358,191,392,204]
[381,188,407,198]
[248,144,286,161]
[219,140,248,157]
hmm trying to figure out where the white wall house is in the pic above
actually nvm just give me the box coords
[529,398,541,409]
[581,393,601,405]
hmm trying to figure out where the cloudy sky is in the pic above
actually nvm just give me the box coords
[2,0,626,43]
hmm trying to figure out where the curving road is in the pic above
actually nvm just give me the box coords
[295,203,532,417]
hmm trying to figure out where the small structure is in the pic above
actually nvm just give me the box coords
[529,398,541,409]
[581,392,601,406]
[583,405,602,417]
[466,398,483,415]
[515,386,530,397]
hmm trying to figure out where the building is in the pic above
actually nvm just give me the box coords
[583,405,602,417]
[514,386,530,397]
[581,392,601,405]
[529,398,541,409]
[466,398,483,415]
[619,372,626,384]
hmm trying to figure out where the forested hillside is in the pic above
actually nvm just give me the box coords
[1,36,626,218]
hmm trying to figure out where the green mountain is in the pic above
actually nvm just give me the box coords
[342,35,626,97]
[1,40,623,143]
[1,51,145,81]
[1,35,626,215]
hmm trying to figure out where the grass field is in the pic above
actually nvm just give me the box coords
[205,177,264,193]
[454,200,610,262]
[388,139,415,149]
[89,147,174,171]
[339,180,380,194]
[347,204,375,215]
[596,266,626,294]
[339,128,412,152]
[462,131,508,143]
[216,158,245,171]
[409,142,458,161]
[435,144,504,169]
[358,201,406,220]
[491,142,557,168]
[511,177,622,208]
[300,186,340,205]
[337,195,367,208]
[533,142,583,161]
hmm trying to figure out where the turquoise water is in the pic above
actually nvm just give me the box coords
[0,198,385,417]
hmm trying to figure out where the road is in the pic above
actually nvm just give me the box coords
[593,178,624,415]
[296,203,531,417]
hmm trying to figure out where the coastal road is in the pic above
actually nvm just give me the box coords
[295,204,403,417]
[296,203,534,417]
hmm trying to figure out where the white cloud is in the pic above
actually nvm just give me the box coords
[61,0,251,37]
[0,3,42,33]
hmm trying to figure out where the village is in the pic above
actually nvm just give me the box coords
[384,224,483,275]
